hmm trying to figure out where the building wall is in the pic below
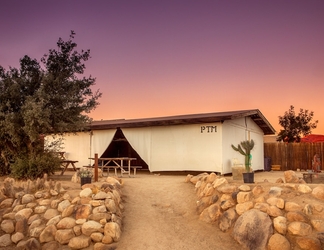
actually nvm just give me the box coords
[53,117,265,174]
[124,123,222,172]
[222,117,264,174]
[150,123,222,172]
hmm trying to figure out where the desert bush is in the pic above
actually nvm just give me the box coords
[10,152,61,179]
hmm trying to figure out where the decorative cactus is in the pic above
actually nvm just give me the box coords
[231,140,255,172]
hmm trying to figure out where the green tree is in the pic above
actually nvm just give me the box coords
[277,105,318,143]
[0,31,102,178]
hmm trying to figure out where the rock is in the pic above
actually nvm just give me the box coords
[268,187,282,197]
[1,219,15,234]
[268,233,290,250]
[252,185,264,196]
[286,211,308,223]
[88,212,112,222]
[34,205,47,214]
[94,242,119,250]
[39,224,57,243]
[11,231,24,244]
[15,218,28,235]
[201,183,215,197]
[68,235,91,249]
[313,204,324,213]
[93,205,107,214]
[22,194,35,204]
[24,238,41,250]
[184,174,193,183]
[283,183,297,189]
[0,234,12,247]
[82,220,103,236]
[30,225,46,237]
[295,236,321,250]
[273,216,287,234]
[284,170,299,183]
[105,177,121,186]
[57,217,76,229]
[237,191,252,204]
[254,202,270,213]
[217,184,238,194]
[285,202,302,212]
[15,208,33,220]
[255,196,266,204]
[266,197,284,209]
[303,204,313,215]
[55,229,75,244]
[72,224,81,235]
[29,219,43,231]
[220,199,236,210]
[76,204,92,220]
[90,200,104,207]
[44,208,60,220]
[93,191,110,200]
[90,232,104,242]
[57,199,71,212]
[0,198,14,208]
[207,172,218,183]
[298,184,312,193]
[235,201,254,215]
[317,232,324,244]
[287,221,312,236]
[80,188,93,198]
[104,222,122,242]
[267,205,283,217]
[275,178,284,183]
[218,208,237,232]
[312,186,324,200]
[105,199,117,213]
[311,219,324,231]
[199,204,222,223]
[233,209,273,250]
[238,185,251,192]
[41,241,61,250]
[61,204,75,218]
[212,178,228,188]
[46,215,61,226]
[13,204,25,212]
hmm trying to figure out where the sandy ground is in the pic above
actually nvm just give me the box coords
[0,170,308,249]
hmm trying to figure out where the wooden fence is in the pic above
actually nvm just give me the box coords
[264,142,324,171]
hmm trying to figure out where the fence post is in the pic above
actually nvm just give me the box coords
[94,153,98,182]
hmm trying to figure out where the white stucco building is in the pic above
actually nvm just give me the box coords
[56,109,275,174]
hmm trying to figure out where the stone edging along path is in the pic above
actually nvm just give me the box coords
[186,170,324,250]
[0,175,123,249]
[1,170,324,249]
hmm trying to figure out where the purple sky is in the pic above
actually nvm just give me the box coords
[1,0,324,134]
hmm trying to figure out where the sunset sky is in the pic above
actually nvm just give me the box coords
[1,0,324,135]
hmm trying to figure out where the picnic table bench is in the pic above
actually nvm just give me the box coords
[303,172,324,183]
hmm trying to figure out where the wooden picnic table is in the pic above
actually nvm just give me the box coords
[60,160,79,175]
[90,157,137,177]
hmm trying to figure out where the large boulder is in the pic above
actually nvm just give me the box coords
[233,209,273,250]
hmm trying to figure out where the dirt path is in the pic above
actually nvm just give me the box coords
[116,173,240,250]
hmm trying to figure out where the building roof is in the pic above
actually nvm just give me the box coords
[90,109,276,135]
[301,134,324,143]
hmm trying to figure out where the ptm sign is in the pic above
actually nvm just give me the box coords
[201,126,217,133]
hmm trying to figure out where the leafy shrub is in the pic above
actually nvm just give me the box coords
[11,152,61,180]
